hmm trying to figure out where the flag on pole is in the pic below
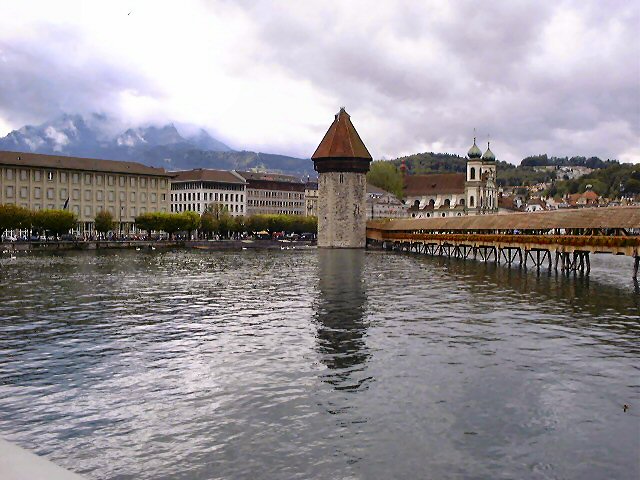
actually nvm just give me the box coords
[63,197,69,210]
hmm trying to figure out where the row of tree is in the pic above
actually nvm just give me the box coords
[134,205,318,239]
[0,204,77,236]
[1,203,318,240]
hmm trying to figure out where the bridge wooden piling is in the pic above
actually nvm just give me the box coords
[367,207,640,278]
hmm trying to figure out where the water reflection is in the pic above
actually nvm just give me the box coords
[314,249,369,390]
[421,254,640,354]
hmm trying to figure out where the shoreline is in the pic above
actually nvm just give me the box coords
[1,239,316,252]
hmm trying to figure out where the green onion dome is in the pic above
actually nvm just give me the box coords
[482,142,495,161]
[467,137,482,159]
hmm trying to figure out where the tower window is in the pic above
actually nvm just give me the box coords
[470,196,475,207]
[470,167,476,180]
[339,174,344,184]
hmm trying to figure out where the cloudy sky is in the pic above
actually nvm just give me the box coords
[0,0,638,163]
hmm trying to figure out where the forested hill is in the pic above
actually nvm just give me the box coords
[546,163,640,198]
[389,152,543,187]
[521,154,619,169]
[389,152,624,188]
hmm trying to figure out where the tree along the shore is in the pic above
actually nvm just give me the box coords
[0,204,77,238]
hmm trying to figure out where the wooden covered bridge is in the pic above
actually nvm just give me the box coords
[366,206,640,278]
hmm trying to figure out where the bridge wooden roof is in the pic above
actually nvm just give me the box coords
[368,206,640,231]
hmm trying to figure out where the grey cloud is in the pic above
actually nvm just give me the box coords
[0,26,160,132]
[246,0,639,161]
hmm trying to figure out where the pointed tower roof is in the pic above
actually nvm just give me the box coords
[312,107,372,160]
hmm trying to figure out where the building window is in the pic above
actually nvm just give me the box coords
[141,178,147,188]
[60,172,67,182]
[20,169,28,181]
[152,179,157,188]
[34,170,42,181]
[47,171,54,181]
[339,174,344,184]
[141,192,147,202]
[60,188,68,200]
[5,186,14,197]
[72,173,79,184]
[96,191,104,201]
[34,187,41,199]
[5,168,14,180]
[96,175,103,186]
[84,206,92,216]
[470,168,476,180]
[130,192,136,202]
[84,173,92,185]
[72,189,79,200]
[108,175,114,186]
[460,198,465,206]
[131,207,136,217]
[119,176,126,187]
[20,187,28,198]
[161,194,166,201]
[84,190,91,201]
[129,177,136,188]
[108,191,115,202]
[151,193,157,202]
[470,196,475,207]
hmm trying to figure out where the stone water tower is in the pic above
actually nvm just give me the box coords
[312,108,372,248]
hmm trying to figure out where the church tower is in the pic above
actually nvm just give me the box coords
[465,137,483,212]
[312,108,372,248]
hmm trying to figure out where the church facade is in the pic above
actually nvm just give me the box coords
[404,138,498,218]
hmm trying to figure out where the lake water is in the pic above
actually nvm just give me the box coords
[0,249,638,479]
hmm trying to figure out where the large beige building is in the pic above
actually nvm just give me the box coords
[305,180,318,217]
[0,150,172,232]
[236,171,305,216]
[170,169,247,216]
[366,184,408,220]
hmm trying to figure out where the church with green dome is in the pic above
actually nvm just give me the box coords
[403,136,499,218]
[464,137,498,215]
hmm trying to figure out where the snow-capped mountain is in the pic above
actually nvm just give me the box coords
[0,114,314,176]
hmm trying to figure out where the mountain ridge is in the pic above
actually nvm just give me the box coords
[0,114,315,176]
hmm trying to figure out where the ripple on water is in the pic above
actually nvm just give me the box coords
[0,249,638,480]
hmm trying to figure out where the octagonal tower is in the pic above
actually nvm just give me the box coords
[312,108,372,248]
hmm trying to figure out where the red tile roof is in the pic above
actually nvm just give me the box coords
[312,108,372,160]
[173,168,245,183]
[0,150,171,177]
[404,173,466,196]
